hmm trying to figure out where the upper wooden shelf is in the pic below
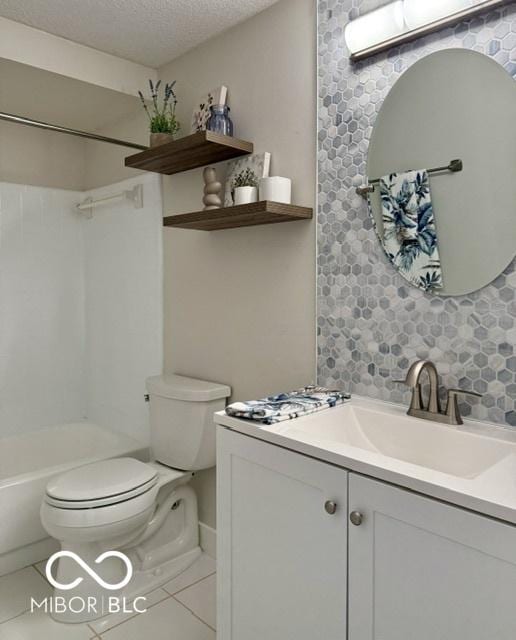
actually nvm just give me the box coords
[163,201,313,231]
[125,131,254,175]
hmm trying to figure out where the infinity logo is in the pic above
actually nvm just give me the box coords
[45,551,133,591]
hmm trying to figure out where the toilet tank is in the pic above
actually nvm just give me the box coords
[146,374,231,471]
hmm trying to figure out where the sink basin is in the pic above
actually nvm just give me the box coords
[215,395,516,523]
[276,402,511,479]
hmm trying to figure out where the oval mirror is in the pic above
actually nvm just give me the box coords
[366,48,516,296]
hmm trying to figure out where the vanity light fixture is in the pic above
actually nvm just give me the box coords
[343,1,405,56]
[344,0,509,61]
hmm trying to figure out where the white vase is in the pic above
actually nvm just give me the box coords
[259,177,292,204]
[234,186,258,205]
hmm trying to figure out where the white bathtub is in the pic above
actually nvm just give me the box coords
[0,422,148,576]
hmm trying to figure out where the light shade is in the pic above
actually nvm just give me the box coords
[344,1,405,54]
[403,0,476,30]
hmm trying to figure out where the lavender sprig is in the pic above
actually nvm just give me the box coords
[139,79,180,135]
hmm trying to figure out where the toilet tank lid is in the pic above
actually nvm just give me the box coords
[146,374,231,402]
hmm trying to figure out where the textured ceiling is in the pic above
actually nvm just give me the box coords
[0,0,280,68]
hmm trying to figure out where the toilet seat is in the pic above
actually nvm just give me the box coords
[45,458,158,509]
[41,459,190,531]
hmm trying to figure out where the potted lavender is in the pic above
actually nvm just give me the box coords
[138,80,180,147]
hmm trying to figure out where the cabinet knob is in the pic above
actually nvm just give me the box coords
[349,510,363,526]
[324,500,337,515]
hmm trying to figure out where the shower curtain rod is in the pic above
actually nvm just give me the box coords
[0,112,147,151]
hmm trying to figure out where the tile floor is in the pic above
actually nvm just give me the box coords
[0,553,216,639]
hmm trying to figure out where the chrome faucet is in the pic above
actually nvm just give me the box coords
[396,359,481,426]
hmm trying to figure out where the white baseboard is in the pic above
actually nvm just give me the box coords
[199,522,216,559]
[0,537,59,577]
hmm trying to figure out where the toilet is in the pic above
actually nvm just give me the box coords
[40,374,230,623]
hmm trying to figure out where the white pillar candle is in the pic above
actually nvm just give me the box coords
[259,177,292,204]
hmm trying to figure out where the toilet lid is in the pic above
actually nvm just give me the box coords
[46,458,158,503]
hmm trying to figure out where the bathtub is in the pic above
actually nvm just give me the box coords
[0,422,148,576]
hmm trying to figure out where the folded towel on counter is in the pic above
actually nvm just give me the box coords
[379,169,443,292]
[225,386,351,425]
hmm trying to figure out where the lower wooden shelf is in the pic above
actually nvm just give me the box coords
[163,201,313,231]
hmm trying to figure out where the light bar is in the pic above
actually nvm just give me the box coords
[344,0,509,62]
[344,2,404,54]
[403,0,476,29]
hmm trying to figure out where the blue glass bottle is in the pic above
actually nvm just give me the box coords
[206,105,234,136]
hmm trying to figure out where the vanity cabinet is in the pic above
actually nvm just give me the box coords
[349,473,516,640]
[217,427,348,640]
[218,428,516,640]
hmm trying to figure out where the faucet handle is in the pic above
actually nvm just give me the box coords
[445,388,482,425]
[447,388,482,398]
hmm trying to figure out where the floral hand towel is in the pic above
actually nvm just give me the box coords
[380,170,443,292]
[225,386,351,425]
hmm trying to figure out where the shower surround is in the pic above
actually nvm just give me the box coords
[0,174,163,441]
[317,1,516,426]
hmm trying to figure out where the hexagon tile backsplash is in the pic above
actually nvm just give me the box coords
[317,0,516,426]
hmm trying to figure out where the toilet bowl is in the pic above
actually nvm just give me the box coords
[40,375,230,624]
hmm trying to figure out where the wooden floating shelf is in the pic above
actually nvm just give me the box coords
[125,131,253,175]
[163,201,313,231]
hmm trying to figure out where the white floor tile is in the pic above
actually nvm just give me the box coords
[0,610,92,640]
[33,560,48,579]
[162,554,216,595]
[174,574,216,630]
[0,567,52,624]
[101,597,214,640]
[89,588,169,635]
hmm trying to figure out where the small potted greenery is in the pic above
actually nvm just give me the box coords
[138,79,180,147]
[232,168,259,205]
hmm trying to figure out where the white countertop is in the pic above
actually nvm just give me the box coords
[215,395,516,525]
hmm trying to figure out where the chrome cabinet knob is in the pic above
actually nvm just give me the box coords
[349,510,363,526]
[324,500,337,515]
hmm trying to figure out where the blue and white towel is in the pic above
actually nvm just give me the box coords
[379,169,443,292]
[225,386,351,425]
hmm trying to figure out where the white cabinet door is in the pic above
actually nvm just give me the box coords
[217,427,348,640]
[349,473,516,640]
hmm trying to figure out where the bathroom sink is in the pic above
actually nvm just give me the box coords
[276,402,512,479]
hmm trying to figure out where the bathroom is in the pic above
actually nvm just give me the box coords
[0,0,515,637]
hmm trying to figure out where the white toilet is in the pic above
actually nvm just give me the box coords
[40,374,230,623]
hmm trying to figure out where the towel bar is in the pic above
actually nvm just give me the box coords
[356,158,463,198]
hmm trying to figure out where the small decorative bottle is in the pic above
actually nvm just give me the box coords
[206,105,234,136]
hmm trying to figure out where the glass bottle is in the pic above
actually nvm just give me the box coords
[206,105,234,136]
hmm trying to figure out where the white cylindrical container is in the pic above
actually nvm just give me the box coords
[259,177,292,204]
[234,186,258,205]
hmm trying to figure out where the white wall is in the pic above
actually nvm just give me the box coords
[159,0,317,527]
[0,123,87,191]
[83,110,148,189]
[159,0,316,396]
[83,174,163,443]
[0,182,85,436]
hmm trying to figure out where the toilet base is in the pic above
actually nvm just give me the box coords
[50,545,202,624]
[122,545,202,600]
[92,546,203,632]
[49,478,202,624]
